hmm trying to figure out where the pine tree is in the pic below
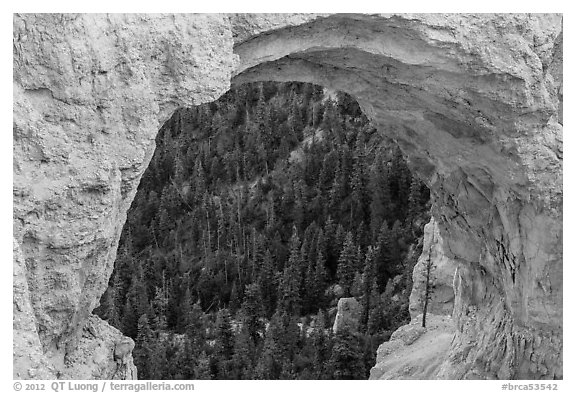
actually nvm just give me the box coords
[369,158,392,239]
[229,281,241,315]
[323,216,337,276]
[194,351,213,379]
[350,150,368,226]
[134,314,154,379]
[254,333,279,379]
[311,310,330,379]
[367,276,384,334]
[350,272,363,299]
[278,228,303,315]
[213,308,235,379]
[239,283,265,343]
[231,324,255,379]
[329,328,366,380]
[305,229,328,312]
[185,301,206,354]
[337,232,357,296]
[375,221,395,291]
[254,310,298,379]
[122,271,148,338]
[390,146,411,220]
[258,250,277,318]
[329,160,344,213]
[361,246,378,328]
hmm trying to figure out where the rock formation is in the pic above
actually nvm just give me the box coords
[409,217,458,319]
[13,14,562,379]
[370,314,455,380]
[370,217,458,380]
[332,297,362,335]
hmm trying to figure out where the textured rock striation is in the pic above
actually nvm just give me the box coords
[13,14,562,379]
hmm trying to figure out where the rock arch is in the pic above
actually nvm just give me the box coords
[13,14,562,379]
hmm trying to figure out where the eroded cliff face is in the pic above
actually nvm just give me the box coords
[13,14,562,379]
[13,13,236,379]
[370,217,458,380]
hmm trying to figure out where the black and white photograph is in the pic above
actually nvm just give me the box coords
[9,6,566,389]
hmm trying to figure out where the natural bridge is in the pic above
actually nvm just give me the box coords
[13,14,562,379]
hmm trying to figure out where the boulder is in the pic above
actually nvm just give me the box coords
[333,297,361,334]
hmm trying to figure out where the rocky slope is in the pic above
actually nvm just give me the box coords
[13,14,562,379]
[370,314,455,380]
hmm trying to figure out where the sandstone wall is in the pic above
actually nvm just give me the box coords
[13,14,562,379]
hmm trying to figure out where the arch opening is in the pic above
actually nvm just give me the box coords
[13,13,562,380]
[228,14,563,379]
[96,80,432,380]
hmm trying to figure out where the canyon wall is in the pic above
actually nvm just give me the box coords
[13,14,562,379]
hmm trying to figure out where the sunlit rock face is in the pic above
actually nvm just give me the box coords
[13,13,562,379]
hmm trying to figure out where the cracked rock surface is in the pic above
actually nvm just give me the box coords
[14,14,562,379]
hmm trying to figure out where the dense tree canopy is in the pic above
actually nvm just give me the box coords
[95,82,430,380]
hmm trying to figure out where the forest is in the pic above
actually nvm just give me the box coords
[95,81,431,380]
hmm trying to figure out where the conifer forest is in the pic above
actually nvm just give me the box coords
[95,81,431,380]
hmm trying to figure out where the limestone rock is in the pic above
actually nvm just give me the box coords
[409,217,458,319]
[13,13,236,379]
[370,217,458,380]
[14,14,562,379]
[13,238,56,379]
[333,297,361,334]
[58,316,136,380]
[370,314,455,380]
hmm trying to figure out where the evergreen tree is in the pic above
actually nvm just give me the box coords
[102,81,430,381]
[329,329,365,380]
[337,232,357,296]
[231,324,255,379]
[310,310,330,379]
[258,250,277,318]
[213,308,235,379]
[367,276,384,334]
[369,158,392,238]
[278,228,303,315]
[350,151,368,226]
[361,246,378,328]
[195,351,213,379]
[134,314,154,379]
[239,283,265,343]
